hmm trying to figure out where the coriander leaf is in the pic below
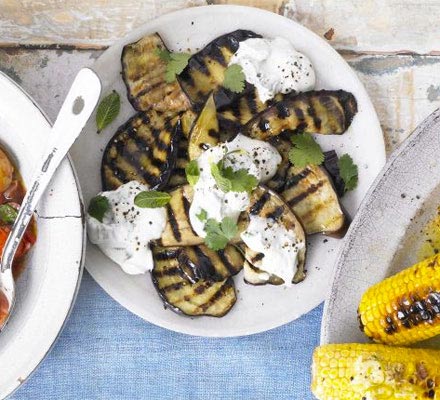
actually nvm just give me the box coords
[165,52,191,83]
[0,204,18,224]
[96,90,120,133]
[88,195,110,222]
[228,169,258,193]
[211,162,232,192]
[185,160,200,186]
[204,232,229,251]
[220,217,238,240]
[196,209,208,222]
[205,218,223,235]
[154,47,171,62]
[134,191,171,208]
[288,133,324,167]
[223,64,245,93]
[338,154,358,192]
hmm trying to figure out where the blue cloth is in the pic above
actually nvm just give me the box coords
[10,271,322,400]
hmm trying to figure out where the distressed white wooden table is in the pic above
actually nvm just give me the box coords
[1,1,440,398]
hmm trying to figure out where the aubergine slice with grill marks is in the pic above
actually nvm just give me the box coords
[156,185,204,247]
[244,90,358,140]
[151,246,237,317]
[101,110,179,191]
[167,110,197,189]
[265,134,292,193]
[281,165,348,237]
[239,186,307,285]
[188,94,221,160]
[178,30,261,106]
[121,33,190,113]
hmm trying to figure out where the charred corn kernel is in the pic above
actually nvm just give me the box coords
[311,343,440,400]
[358,254,440,345]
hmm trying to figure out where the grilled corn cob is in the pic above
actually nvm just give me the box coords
[358,254,440,345]
[312,343,440,400]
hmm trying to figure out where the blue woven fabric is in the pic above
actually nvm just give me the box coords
[10,271,322,400]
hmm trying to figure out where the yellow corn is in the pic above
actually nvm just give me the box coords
[358,254,440,345]
[311,343,440,400]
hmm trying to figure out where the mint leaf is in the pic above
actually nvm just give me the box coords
[0,204,18,224]
[88,195,110,222]
[288,134,324,167]
[185,160,200,186]
[134,191,171,208]
[223,64,245,93]
[338,154,358,192]
[96,90,120,133]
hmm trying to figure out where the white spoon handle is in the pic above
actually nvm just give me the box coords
[1,68,101,272]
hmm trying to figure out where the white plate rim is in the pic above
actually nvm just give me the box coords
[78,4,386,337]
[0,71,86,399]
[320,108,440,345]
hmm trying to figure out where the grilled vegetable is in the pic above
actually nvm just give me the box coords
[322,150,345,197]
[281,165,348,236]
[177,244,243,281]
[151,246,237,317]
[265,134,291,193]
[188,94,220,160]
[101,110,179,190]
[121,33,190,113]
[244,90,358,140]
[358,254,440,346]
[178,30,260,106]
[242,259,283,286]
[312,343,440,400]
[240,186,307,284]
[156,185,203,247]
[217,88,283,133]
[167,110,197,189]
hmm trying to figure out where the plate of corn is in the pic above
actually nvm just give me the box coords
[312,108,440,399]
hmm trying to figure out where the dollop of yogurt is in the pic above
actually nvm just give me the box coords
[229,36,315,103]
[241,215,305,285]
[189,134,281,237]
[87,181,166,275]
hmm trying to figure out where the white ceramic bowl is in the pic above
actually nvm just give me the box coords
[0,72,85,398]
[72,5,385,337]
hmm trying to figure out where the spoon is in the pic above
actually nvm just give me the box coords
[0,68,101,330]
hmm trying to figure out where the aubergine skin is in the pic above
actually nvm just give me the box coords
[101,110,180,191]
[121,33,190,113]
[178,29,261,107]
[151,246,237,318]
[244,90,358,140]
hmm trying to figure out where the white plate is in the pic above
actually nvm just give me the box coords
[321,108,440,347]
[71,5,385,337]
[0,72,84,397]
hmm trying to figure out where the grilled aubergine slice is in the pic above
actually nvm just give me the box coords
[101,110,180,190]
[244,90,358,140]
[121,33,190,113]
[265,134,291,193]
[178,30,261,106]
[156,185,204,247]
[239,186,307,285]
[188,94,221,160]
[151,246,237,317]
[281,165,348,237]
[167,110,197,189]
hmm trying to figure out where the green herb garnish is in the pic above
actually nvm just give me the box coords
[88,195,110,222]
[196,208,208,222]
[204,216,238,251]
[134,191,171,208]
[185,160,200,186]
[223,64,245,93]
[338,154,358,192]
[96,90,120,133]
[288,133,324,167]
[0,204,18,224]
[156,48,191,83]
[210,152,258,194]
